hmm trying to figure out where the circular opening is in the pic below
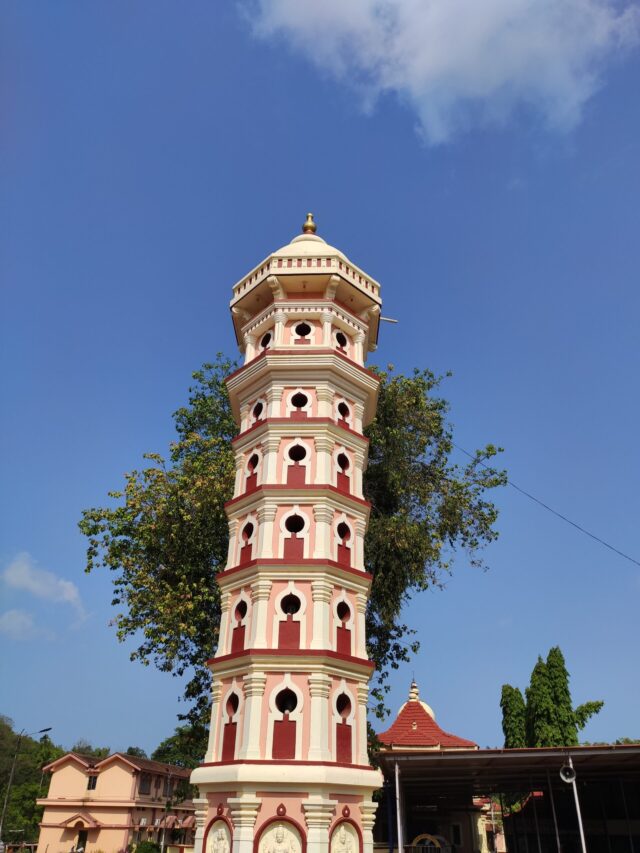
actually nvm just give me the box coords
[260,331,272,349]
[234,599,248,621]
[336,693,352,719]
[336,601,351,622]
[336,331,348,348]
[295,322,312,338]
[291,392,308,409]
[288,444,306,463]
[248,453,259,472]
[281,593,301,615]
[275,688,298,714]
[285,514,305,535]
[337,402,350,419]
[242,522,254,541]
[253,401,264,419]
[226,692,239,716]
[337,452,350,472]
[337,522,351,542]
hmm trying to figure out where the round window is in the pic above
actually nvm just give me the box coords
[285,514,305,534]
[295,322,312,338]
[336,331,348,348]
[260,331,272,349]
[275,688,298,714]
[291,392,308,409]
[288,444,307,462]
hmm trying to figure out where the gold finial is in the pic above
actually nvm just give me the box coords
[409,681,419,702]
[302,212,317,234]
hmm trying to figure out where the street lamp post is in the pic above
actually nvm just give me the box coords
[0,727,52,847]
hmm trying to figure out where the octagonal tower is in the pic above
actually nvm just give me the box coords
[191,216,383,853]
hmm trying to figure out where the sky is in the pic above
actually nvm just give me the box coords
[1,1,639,756]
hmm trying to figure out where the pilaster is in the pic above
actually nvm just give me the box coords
[303,796,338,853]
[193,797,209,853]
[228,796,263,853]
[310,578,333,650]
[307,673,332,760]
[359,801,378,853]
[256,504,278,559]
[238,673,267,760]
[249,578,272,648]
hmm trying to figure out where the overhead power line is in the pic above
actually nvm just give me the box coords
[453,443,640,568]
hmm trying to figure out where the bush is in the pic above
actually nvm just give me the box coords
[135,842,161,853]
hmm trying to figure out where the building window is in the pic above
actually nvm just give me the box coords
[139,773,152,795]
[86,775,97,791]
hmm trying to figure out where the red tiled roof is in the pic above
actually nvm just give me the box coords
[378,699,477,749]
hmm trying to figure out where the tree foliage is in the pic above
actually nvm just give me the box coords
[70,739,110,759]
[0,717,64,843]
[501,646,604,748]
[79,355,505,734]
[500,685,526,748]
[151,724,208,769]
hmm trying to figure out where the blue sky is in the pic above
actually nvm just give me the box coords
[1,1,639,755]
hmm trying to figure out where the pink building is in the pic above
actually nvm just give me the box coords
[191,215,383,853]
[36,753,195,853]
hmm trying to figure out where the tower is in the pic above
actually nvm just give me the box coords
[191,215,383,853]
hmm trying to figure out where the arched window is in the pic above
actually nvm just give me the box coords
[240,520,256,564]
[289,390,310,421]
[336,399,351,427]
[221,691,240,761]
[282,512,306,561]
[336,521,352,567]
[286,442,308,487]
[278,592,301,650]
[260,330,272,351]
[336,451,351,493]
[231,598,248,653]
[293,321,313,345]
[272,688,298,759]
[245,452,259,493]
[334,328,349,353]
[335,692,353,763]
[336,599,352,656]
[251,399,265,424]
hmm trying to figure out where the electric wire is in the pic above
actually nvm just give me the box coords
[453,443,640,568]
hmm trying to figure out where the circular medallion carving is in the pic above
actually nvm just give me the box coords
[277,804,287,816]
[341,807,350,818]
[217,805,224,816]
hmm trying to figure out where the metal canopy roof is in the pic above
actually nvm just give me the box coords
[378,744,640,795]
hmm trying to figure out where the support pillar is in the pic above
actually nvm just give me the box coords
[227,795,262,853]
[238,672,266,760]
[303,796,338,853]
[360,801,378,853]
[307,673,332,760]
[310,578,333,649]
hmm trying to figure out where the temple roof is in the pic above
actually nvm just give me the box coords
[378,681,478,751]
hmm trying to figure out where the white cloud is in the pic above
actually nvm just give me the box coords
[0,609,39,640]
[245,0,640,143]
[3,552,86,620]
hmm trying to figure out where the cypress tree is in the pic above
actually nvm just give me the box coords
[546,646,578,745]
[500,685,526,748]
[525,657,557,747]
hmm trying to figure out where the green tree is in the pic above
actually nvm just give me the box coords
[80,356,505,728]
[525,657,557,747]
[151,724,208,769]
[500,685,526,748]
[70,739,109,759]
[502,647,604,748]
[0,718,64,843]
[125,746,148,758]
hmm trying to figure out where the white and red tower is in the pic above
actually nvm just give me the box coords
[192,215,383,853]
